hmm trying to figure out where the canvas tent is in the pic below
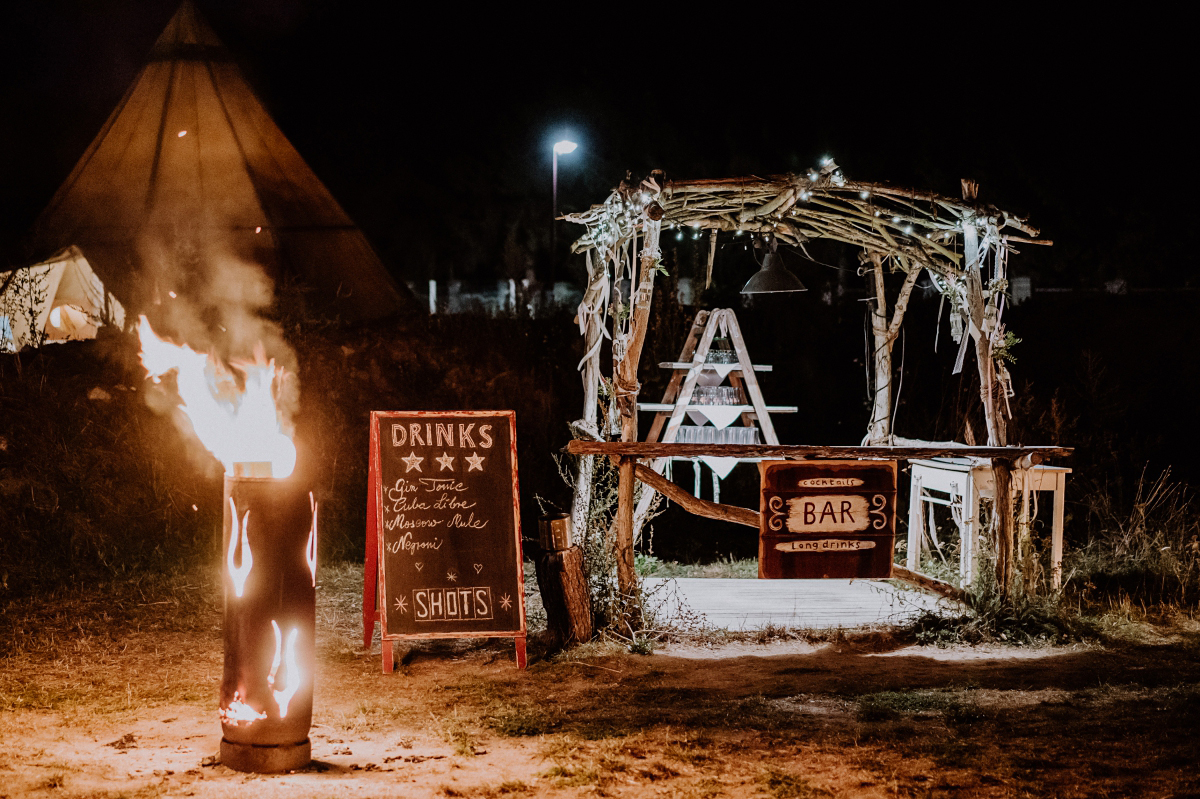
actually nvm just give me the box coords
[1,247,125,353]
[26,1,415,324]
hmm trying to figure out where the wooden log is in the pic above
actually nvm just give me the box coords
[534,545,593,647]
[891,565,967,603]
[566,441,1073,459]
[633,463,759,528]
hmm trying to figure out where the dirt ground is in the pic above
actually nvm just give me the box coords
[2,566,1199,799]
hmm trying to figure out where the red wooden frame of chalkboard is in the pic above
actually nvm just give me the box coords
[363,410,526,672]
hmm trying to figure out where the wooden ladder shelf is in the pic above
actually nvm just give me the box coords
[638,308,796,501]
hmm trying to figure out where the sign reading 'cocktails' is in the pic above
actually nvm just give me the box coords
[759,460,897,579]
[368,411,525,642]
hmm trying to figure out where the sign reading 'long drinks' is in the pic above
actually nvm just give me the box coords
[370,411,525,639]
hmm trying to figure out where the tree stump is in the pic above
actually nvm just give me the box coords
[535,545,592,648]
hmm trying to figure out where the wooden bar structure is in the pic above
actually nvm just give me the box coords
[563,168,1057,601]
[567,441,1070,601]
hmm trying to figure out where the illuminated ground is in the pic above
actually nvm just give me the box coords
[1,564,1198,798]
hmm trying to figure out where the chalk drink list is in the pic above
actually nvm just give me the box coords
[369,411,525,641]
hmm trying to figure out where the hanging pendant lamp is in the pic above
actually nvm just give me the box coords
[740,237,807,294]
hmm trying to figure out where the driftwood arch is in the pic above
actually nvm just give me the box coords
[564,162,1051,595]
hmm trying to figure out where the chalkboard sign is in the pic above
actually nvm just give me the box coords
[364,411,525,669]
[759,459,897,579]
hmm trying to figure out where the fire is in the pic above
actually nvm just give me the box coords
[306,493,318,588]
[220,691,266,725]
[137,316,296,478]
[269,620,301,719]
[226,498,252,598]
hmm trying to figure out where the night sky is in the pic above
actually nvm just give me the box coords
[0,2,1189,291]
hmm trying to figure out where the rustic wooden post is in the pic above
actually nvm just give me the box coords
[611,202,663,600]
[863,253,921,445]
[992,458,1015,591]
[570,251,608,537]
[614,455,638,599]
[963,199,1015,596]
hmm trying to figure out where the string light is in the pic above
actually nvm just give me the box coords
[859,191,870,200]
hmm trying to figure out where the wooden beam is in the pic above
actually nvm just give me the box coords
[633,463,760,528]
[566,442,1073,459]
[891,565,967,603]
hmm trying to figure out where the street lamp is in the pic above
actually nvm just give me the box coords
[552,139,578,219]
[551,140,578,295]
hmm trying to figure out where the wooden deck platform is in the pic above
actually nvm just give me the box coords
[643,577,942,631]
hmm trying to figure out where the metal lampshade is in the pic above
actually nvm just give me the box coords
[740,251,807,294]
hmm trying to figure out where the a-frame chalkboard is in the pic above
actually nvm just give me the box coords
[364,411,526,671]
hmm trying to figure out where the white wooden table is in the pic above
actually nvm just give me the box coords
[907,457,1071,588]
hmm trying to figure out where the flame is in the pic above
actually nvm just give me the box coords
[220,691,266,725]
[226,498,252,598]
[306,492,318,588]
[268,620,301,719]
[137,316,296,478]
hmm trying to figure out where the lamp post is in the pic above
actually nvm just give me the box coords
[551,140,578,296]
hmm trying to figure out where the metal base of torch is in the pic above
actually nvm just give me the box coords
[220,474,316,774]
[220,737,311,774]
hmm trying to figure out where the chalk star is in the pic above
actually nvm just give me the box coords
[465,452,485,472]
[393,596,408,614]
[499,593,513,611]
[447,570,458,583]
[435,452,455,471]
[402,451,423,472]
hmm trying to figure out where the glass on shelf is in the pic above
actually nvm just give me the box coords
[706,337,737,364]
[690,385,746,405]
[673,425,760,445]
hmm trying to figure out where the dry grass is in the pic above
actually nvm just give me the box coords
[2,553,1200,797]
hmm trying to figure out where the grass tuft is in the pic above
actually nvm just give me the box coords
[856,690,986,724]
[484,703,559,737]
[757,767,829,798]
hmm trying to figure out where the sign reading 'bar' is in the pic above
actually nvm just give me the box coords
[759,460,897,579]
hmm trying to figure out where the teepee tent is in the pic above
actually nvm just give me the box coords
[1,247,125,353]
[27,1,414,323]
